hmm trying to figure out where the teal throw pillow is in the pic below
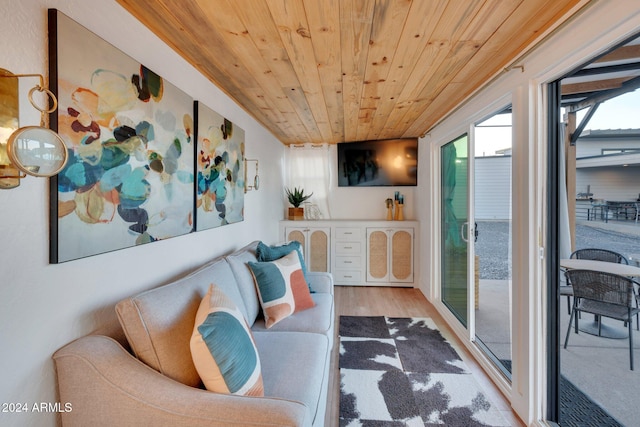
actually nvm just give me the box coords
[190,285,264,396]
[247,250,316,328]
[256,241,311,289]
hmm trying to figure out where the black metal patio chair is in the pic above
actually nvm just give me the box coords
[560,248,629,315]
[563,269,639,370]
[571,248,629,264]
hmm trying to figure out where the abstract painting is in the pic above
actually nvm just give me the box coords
[49,10,194,263]
[195,101,244,231]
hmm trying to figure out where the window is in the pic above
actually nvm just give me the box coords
[601,148,640,155]
[284,144,331,219]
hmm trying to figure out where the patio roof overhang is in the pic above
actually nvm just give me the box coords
[561,36,640,119]
[577,152,640,168]
[561,33,640,248]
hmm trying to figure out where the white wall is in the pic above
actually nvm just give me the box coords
[0,1,284,426]
[327,144,418,220]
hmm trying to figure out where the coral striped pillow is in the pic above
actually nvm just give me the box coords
[248,250,316,328]
[190,284,264,396]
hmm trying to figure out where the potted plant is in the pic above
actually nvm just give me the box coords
[285,187,313,220]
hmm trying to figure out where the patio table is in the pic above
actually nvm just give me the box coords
[592,201,637,223]
[560,258,640,338]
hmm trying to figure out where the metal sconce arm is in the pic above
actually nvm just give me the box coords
[244,158,259,193]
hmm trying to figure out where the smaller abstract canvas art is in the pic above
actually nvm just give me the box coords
[195,101,245,230]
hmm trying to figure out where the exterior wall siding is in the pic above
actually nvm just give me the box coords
[577,137,640,157]
[475,156,512,220]
[576,166,640,201]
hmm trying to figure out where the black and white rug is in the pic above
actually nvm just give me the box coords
[339,316,511,426]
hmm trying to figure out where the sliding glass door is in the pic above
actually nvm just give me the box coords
[473,108,513,377]
[440,112,513,379]
[441,134,469,326]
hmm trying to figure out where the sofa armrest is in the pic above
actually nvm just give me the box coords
[306,272,334,295]
[53,335,312,427]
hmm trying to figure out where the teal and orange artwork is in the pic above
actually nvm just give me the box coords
[195,102,245,231]
[50,10,194,262]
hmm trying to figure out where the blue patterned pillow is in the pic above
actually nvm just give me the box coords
[256,240,310,289]
[248,250,316,328]
[190,284,264,396]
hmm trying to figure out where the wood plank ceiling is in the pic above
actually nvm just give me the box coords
[116,0,589,145]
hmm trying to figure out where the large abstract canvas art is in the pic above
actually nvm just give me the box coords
[195,101,244,231]
[49,10,194,263]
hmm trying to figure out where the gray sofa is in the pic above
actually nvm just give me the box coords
[53,241,335,427]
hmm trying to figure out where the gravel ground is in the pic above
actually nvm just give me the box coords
[574,223,640,258]
[475,221,640,280]
[475,221,511,280]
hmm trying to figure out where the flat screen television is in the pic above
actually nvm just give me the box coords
[337,138,418,187]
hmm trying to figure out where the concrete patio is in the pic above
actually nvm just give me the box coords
[475,220,640,426]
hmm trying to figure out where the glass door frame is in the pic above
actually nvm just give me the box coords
[546,79,561,423]
[430,95,516,409]
[439,132,474,330]
[472,106,514,381]
[439,131,476,343]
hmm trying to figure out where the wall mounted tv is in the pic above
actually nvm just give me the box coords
[337,138,418,187]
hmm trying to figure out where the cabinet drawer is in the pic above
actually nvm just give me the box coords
[335,227,362,241]
[335,241,361,255]
[334,270,362,283]
[335,256,361,269]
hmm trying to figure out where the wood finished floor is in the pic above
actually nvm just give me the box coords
[326,286,525,427]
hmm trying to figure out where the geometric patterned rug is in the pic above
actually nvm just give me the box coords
[339,316,512,426]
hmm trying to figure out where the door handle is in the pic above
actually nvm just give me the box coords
[461,222,469,243]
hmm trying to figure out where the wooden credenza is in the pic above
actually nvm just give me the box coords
[280,220,418,287]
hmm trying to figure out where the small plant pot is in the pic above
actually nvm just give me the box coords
[288,207,304,220]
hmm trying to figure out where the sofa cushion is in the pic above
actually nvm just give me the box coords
[251,292,333,341]
[248,251,315,328]
[191,285,264,396]
[225,241,261,326]
[115,257,247,387]
[253,331,329,424]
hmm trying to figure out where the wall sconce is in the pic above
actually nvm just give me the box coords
[0,68,68,189]
[243,158,259,193]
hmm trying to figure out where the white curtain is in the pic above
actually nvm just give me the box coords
[284,144,332,219]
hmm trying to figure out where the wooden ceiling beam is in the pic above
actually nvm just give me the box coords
[595,45,640,63]
[566,75,640,113]
[561,77,633,95]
